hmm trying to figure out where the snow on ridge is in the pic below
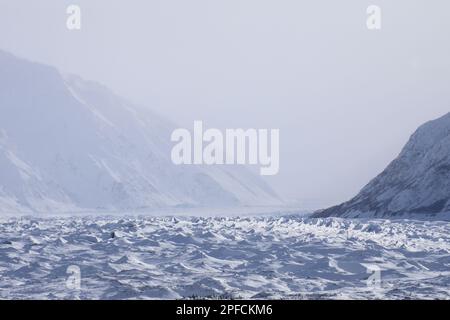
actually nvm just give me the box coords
[0,50,282,214]
[315,112,450,219]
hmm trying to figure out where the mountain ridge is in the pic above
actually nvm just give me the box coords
[314,112,450,218]
[0,50,282,214]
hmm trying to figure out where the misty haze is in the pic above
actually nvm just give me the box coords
[1,0,450,302]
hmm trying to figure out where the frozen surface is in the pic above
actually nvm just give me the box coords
[1,215,449,299]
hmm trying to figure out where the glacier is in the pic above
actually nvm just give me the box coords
[1,215,450,299]
[2,48,449,300]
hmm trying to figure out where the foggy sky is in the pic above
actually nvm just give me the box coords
[1,0,449,207]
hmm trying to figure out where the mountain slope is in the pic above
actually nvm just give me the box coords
[315,112,450,218]
[0,50,281,213]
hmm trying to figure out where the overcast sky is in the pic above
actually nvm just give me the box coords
[1,0,449,207]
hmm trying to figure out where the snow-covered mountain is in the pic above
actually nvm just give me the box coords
[0,50,281,214]
[315,112,450,218]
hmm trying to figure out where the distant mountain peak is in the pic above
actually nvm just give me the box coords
[0,50,281,214]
